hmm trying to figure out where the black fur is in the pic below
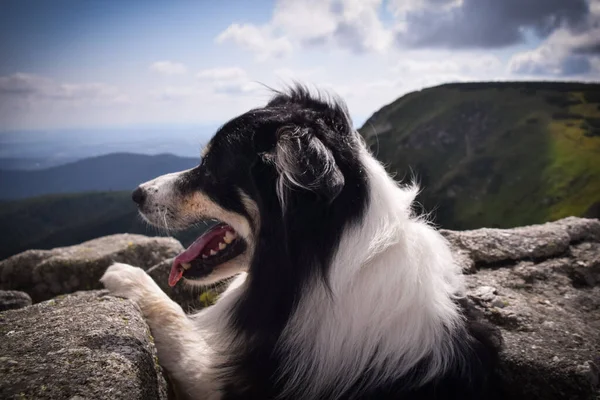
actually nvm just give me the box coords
[174,86,502,399]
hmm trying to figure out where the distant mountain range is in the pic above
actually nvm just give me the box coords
[0,157,80,171]
[358,81,600,229]
[0,191,206,260]
[0,126,215,160]
[0,153,199,200]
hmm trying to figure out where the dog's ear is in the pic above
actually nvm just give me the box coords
[268,125,344,206]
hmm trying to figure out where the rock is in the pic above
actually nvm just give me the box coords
[441,217,600,264]
[1,216,599,399]
[0,234,184,303]
[0,290,32,311]
[0,290,168,400]
[147,258,227,312]
[453,217,600,399]
[471,285,497,303]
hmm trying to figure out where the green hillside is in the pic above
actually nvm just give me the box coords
[359,81,600,230]
[0,191,205,260]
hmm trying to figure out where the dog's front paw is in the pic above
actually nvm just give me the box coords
[101,263,160,303]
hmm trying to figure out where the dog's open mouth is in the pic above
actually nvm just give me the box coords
[169,222,246,286]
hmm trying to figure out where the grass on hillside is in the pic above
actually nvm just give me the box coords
[359,82,600,230]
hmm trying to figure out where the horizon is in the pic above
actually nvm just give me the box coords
[1,0,599,133]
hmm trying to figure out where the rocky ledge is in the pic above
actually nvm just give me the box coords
[0,217,598,399]
[443,217,600,399]
[0,290,168,400]
[0,234,183,303]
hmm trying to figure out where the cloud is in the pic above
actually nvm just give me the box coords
[216,24,292,61]
[392,54,503,76]
[509,8,600,77]
[274,67,321,81]
[273,0,392,53]
[0,73,128,103]
[196,67,260,95]
[393,0,590,49]
[217,0,596,59]
[197,67,248,81]
[0,73,52,95]
[150,61,188,75]
[216,0,392,58]
[509,41,593,77]
[149,86,197,102]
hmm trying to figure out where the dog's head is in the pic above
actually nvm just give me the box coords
[133,86,368,287]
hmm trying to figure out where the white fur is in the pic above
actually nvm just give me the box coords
[277,149,464,398]
[101,143,465,400]
[137,169,193,231]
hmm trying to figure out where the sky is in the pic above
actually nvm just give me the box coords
[1,0,599,133]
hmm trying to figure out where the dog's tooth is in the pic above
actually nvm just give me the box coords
[210,249,218,256]
[182,263,191,270]
[219,242,227,250]
[224,231,235,243]
[202,254,208,259]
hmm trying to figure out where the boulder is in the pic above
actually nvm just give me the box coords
[0,234,184,303]
[441,216,600,265]
[0,217,598,399]
[445,217,600,399]
[0,290,168,400]
[0,290,32,311]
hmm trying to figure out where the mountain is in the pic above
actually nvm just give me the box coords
[0,126,216,160]
[0,157,80,170]
[0,191,206,260]
[358,81,600,230]
[0,153,199,200]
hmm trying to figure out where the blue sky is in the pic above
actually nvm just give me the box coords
[1,0,599,132]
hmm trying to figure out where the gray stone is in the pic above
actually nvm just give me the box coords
[0,234,184,302]
[1,217,599,399]
[441,217,600,265]
[0,290,32,311]
[456,217,600,399]
[0,290,168,400]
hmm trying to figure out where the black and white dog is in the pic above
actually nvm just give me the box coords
[101,86,501,400]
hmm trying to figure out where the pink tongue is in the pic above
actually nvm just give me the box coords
[168,265,184,287]
[168,224,232,287]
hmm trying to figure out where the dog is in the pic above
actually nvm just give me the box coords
[101,86,502,400]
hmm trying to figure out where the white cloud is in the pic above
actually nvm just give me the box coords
[216,0,393,58]
[196,67,260,95]
[388,0,463,16]
[150,61,188,75]
[216,24,293,61]
[0,73,128,103]
[273,0,392,53]
[216,0,593,57]
[0,73,52,95]
[274,67,322,81]
[197,67,248,81]
[394,54,502,75]
[149,86,197,102]
[509,27,600,77]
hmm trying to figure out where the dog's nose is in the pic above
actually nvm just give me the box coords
[131,187,146,206]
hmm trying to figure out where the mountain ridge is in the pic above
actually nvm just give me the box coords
[358,81,600,229]
[0,152,199,200]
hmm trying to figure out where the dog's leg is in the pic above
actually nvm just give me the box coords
[101,263,220,400]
